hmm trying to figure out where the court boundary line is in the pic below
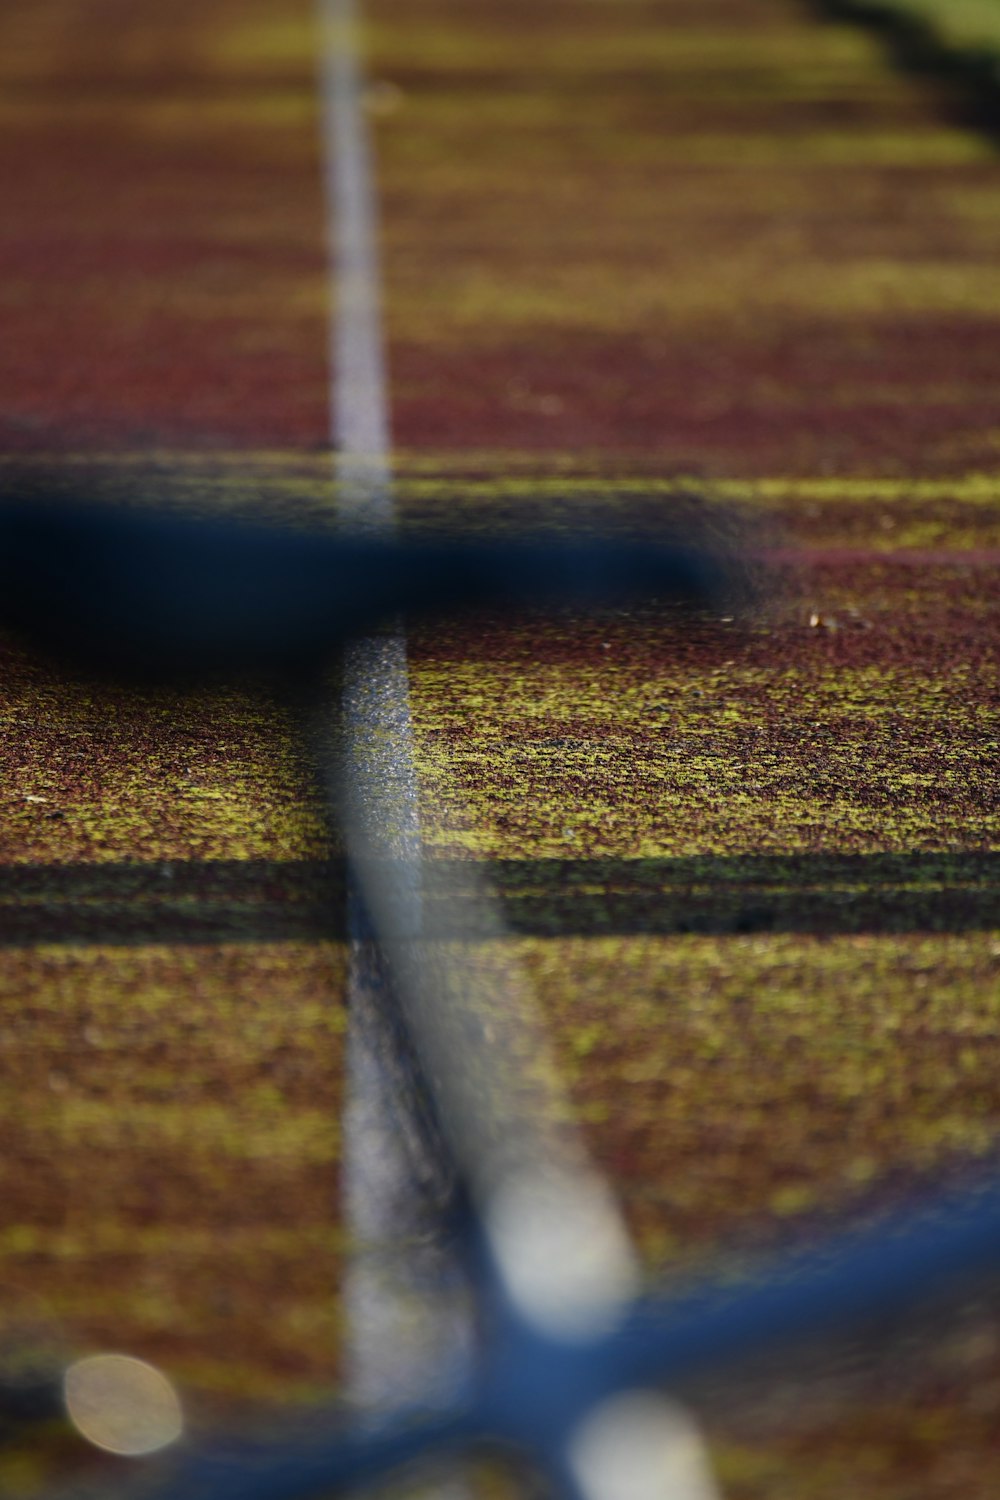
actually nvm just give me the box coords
[315,8,719,1494]
[318,0,471,1415]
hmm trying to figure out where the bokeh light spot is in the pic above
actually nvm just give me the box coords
[63,1354,183,1457]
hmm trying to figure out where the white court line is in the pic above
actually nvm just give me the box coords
[316,5,719,1494]
[321,0,391,512]
[318,0,468,1416]
[316,0,641,1355]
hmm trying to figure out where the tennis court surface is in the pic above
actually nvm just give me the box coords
[0,0,997,1495]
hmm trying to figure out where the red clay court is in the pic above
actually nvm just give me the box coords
[0,1,997,1495]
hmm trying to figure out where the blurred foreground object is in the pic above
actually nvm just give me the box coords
[0,485,743,680]
[63,1355,183,1459]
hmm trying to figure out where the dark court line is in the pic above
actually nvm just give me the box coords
[0,853,994,945]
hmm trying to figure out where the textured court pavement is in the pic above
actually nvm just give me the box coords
[0,1,997,1496]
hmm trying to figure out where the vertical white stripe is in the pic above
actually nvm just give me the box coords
[317,0,464,1419]
[316,4,716,1493]
[321,0,391,503]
